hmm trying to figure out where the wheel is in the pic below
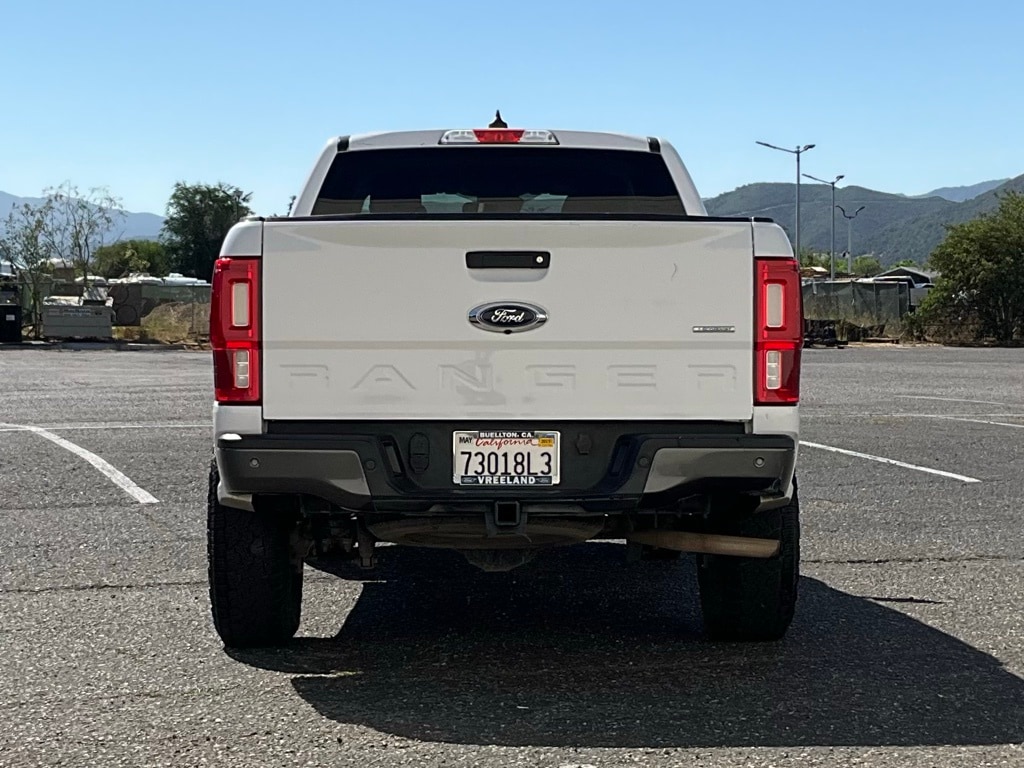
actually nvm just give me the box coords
[697,481,800,642]
[207,461,303,647]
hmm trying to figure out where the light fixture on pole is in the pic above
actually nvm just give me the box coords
[756,141,816,260]
[803,173,845,281]
[836,205,866,274]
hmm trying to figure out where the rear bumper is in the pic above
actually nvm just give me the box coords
[215,420,796,514]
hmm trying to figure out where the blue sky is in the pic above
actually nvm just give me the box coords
[2,0,1021,215]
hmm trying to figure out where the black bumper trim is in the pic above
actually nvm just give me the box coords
[216,421,795,513]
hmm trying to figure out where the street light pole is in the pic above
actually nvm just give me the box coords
[836,205,866,274]
[803,173,845,280]
[756,141,816,261]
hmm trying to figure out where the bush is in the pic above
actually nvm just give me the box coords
[924,192,1024,345]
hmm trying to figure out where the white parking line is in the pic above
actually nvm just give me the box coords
[801,413,1024,419]
[800,441,981,484]
[1,422,160,504]
[896,395,1024,408]
[40,423,208,432]
[0,423,208,433]
[921,415,1024,430]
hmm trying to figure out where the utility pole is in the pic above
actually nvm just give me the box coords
[836,205,866,274]
[803,173,844,280]
[756,141,816,260]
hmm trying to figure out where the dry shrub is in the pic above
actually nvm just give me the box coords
[136,302,209,344]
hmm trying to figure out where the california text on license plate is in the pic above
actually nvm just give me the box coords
[452,430,560,486]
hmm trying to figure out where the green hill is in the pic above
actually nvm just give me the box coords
[704,175,1024,265]
[918,179,1008,202]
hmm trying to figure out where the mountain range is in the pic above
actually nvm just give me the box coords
[2,175,1019,266]
[913,179,1008,203]
[704,175,1023,265]
[0,191,165,242]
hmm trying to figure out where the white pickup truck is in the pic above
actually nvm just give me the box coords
[206,118,803,648]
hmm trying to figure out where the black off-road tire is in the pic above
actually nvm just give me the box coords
[207,461,303,648]
[697,481,800,642]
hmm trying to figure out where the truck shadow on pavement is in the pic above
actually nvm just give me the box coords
[230,543,1024,748]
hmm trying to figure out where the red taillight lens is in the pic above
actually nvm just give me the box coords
[754,257,802,405]
[472,129,524,143]
[210,257,261,404]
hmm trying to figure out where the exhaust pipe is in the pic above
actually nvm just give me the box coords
[627,530,780,558]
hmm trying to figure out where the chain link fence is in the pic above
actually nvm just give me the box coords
[108,283,210,343]
[6,272,934,345]
[5,277,211,343]
[802,280,911,338]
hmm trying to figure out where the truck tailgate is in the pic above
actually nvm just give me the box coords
[260,219,754,421]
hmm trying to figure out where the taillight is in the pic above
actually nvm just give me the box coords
[754,257,802,405]
[210,257,261,404]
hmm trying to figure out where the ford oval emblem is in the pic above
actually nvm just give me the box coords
[469,301,548,334]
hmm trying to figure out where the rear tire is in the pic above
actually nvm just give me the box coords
[697,482,800,642]
[207,461,303,648]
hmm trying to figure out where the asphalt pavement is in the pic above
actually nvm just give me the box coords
[1,345,1023,767]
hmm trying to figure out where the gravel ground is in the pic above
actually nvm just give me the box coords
[1,345,1022,767]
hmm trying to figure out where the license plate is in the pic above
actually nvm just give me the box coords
[452,430,560,486]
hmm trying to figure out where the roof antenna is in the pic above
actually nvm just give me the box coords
[489,110,508,129]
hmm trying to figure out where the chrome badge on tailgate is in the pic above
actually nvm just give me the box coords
[468,302,548,333]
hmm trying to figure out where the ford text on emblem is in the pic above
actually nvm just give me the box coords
[469,302,548,333]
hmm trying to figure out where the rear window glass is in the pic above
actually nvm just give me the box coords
[311,147,685,216]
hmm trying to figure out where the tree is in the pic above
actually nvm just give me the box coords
[893,258,920,268]
[0,201,56,336]
[40,182,124,285]
[925,191,1024,343]
[799,249,828,269]
[852,255,882,276]
[93,239,170,278]
[162,182,253,279]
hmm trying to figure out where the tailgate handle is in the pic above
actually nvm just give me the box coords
[466,251,550,269]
